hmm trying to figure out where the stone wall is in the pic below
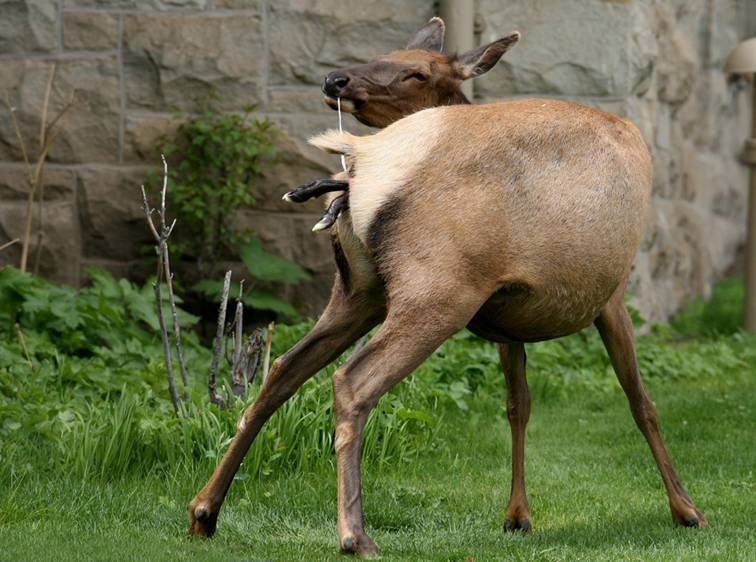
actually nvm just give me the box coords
[0,0,753,321]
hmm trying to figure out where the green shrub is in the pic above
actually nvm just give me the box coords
[1,269,753,486]
[149,102,309,319]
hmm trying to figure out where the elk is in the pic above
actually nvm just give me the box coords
[188,18,706,557]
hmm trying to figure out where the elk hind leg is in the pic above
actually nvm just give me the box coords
[333,295,484,556]
[595,292,706,527]
[498,341,532,531]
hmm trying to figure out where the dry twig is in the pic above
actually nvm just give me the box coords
[230,281,246,398]
[262,321,275,385]
[0,238,20,252]
[243,330,264,385]
[2,65,76,273]
[142,155,188,413]
[209,271,232,408]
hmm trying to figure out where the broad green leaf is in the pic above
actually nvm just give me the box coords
[240,238,311,284]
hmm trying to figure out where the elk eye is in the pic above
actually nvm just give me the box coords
[403,72,428,82]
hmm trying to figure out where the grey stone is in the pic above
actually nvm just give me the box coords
[707,0,744,68]
[62,0,207,10]
[76,168,153,261]
[0,58,120,164]
[123,113,182,164]
[269,1,432,86]
[654,4,697,105]
[63,11,118,51]
[0,0,57,54]
[476,0,656,97]
[123,14,264,112]
[215,0,260,9]
[0,166,76,201]
[267,87,335,115]
[0,200,81,286]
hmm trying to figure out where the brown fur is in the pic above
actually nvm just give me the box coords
[188,19,706,557]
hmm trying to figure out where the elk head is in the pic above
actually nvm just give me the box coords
[322,17,520,128]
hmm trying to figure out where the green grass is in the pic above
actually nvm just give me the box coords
[1,268,755,560]
[1,359,754,560]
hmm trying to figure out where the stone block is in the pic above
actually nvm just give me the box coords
[215,0,260,9]
[0,58,120,164]
[123,113,181,164]
[63,11,118,51]
[77,168,154,261]
[63,0,207,10]
[269,1,432,86]
[0,0,57,54]
[0,200,81,286]
[267,87,334,115]
[476,0,656,97]
[123,14,264,112]
[654,3,697,105]
[0,166,76,201]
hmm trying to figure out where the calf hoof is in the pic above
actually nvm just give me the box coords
[504,516,531,532]
[188,501,219,538]
[340,532,380,558]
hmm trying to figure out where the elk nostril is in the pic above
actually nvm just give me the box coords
[324,72,350,95]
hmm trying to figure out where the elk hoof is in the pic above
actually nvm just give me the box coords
[673,509,708,528]
[504,517,531,532]
[188,502,218,538]
[340,532,379,558]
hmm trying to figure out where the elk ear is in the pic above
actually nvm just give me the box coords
[455,31,520,79]
[405,17,445,52]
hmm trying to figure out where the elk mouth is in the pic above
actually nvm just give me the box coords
[323,95,366,113]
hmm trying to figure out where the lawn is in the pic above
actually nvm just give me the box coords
[0,271,754,561]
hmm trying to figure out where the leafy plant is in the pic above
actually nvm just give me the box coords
[155,102,276,272]
[193,238,310,320]
[149,100,310,319]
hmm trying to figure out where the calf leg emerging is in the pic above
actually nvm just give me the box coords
[283,178,348,203]
[498,342,532,532]
[595,290,707,528]
[188,284,382,538]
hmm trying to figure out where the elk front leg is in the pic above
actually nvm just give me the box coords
[498,342,531,532]
[332,293,484,557]
[188,286,382,538]
[595,290,707,528]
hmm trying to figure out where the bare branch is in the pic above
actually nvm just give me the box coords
[230,283,245,398]
[142,156,189,408]
[163,250,190,401]
[17,91,74,273]
[153,251,181,415]
[262,321,275,386]
[244,329,263,385]
[39,64,57,150]
[0,238,20,252]
[2,92,31,172]
[141,185,160,241]
[209,271,232,408]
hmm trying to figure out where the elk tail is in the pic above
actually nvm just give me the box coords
[308,130,358,156]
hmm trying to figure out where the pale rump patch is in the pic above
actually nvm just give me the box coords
[309,107,445,243]
[237,416,247,432]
